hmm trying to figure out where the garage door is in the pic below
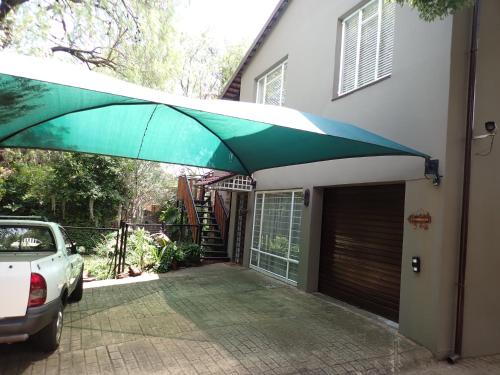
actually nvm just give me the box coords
[319,184,405,322]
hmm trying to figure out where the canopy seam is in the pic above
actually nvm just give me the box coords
[136,104,158,159]
[166,105,252,176]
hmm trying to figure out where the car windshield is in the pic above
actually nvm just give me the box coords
[0,225,56,252]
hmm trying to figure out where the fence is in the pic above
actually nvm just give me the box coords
[63,226,118,254]
[65,222,199,278]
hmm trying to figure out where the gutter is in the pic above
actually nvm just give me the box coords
[448,0,481,363]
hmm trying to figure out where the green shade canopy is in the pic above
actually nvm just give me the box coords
[0,54,428,175]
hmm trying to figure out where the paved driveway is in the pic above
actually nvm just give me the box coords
[0,263,498,374]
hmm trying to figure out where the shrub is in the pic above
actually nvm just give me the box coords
[151,242,181,273]
[126,228,157,270]
[179,243,203,265]
[83,255,112,280]
[93,231,118,258]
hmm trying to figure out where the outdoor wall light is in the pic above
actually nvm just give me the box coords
[304,188,310,207]
[424,159,441,186]
[412,256,421,273]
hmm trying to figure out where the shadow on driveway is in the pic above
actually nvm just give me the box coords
[0,263,443,374]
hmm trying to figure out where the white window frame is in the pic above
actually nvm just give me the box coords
[250,189,302,285]
[256,60,287,106]
[337,0,394,96]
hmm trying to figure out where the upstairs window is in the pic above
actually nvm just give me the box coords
[338,0,395,95]
[256,60,287,106]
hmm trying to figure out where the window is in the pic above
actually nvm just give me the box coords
[250,191,303,284]
[338,0,395,95]
[256,60,287,106]
[0,225,56,252]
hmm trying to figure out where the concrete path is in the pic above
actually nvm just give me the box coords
[0,263,497,374]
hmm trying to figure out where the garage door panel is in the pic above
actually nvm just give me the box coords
[319,184,405,322]
[327,256,402,282]
[326,267,399,298]
[330,245,402,266]
[320,276,400,309]
[334,235,403,253]
[328,287,400,321]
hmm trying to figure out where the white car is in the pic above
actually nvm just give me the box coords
[0,217,84,351]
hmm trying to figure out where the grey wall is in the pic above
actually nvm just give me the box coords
[237,0,467,358]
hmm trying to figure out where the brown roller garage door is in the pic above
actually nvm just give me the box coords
[319,184,405,322]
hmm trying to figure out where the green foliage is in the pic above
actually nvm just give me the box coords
[126,227,157,270]
[159,198,184,224]
[120,160,177,223]
[218,43,246,90]
[177,33,246,98]
[83,254,113,280]
[392,0,474,21]
[1,0,177,79]
[1,1,242,98]
[82,227,202,280]
[150,244,173,273]
[91,231,118,257]
[81,232,116,279]
[0,150,129,226]
[179,243,203,264]
[269,235,289,256]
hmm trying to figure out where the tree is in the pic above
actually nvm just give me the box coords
[0,150,131,226]
[0,0,176,76]
[177,33,245,99]
[392,0,474,21]
[49,153,128,226]
[121,160,176,223]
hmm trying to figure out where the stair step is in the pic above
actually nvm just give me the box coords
[202,242,225,248]
[201,234,222,239]
[202,257,230,262]
[202,251,228,257]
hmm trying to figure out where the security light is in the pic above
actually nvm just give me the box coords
[412,256,421,273]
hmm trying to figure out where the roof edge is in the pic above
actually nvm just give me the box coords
[220,0,290,101]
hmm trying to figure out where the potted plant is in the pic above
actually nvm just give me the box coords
[182,243,203,266]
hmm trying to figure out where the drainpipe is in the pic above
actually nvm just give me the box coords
[448,0,481,363]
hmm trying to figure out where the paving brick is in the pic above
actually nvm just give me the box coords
[1,264,498,374]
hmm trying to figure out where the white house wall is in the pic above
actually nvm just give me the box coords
[238,0,462,358]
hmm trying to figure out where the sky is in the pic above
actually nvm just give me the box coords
[175,0,280,48]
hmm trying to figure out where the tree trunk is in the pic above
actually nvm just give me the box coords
[61,200,66,221]
[89,197,94,220]
[117,204,122,226]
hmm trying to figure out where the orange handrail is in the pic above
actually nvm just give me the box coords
[177,176,200,243]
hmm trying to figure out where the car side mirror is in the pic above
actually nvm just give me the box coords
[70,243,77,255]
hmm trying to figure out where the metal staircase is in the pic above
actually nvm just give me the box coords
[195,192,229,260]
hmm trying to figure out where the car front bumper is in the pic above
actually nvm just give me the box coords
[0,299,59,344]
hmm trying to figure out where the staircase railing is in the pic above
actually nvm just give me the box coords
[214,191,229,247]
[177,176,201,244]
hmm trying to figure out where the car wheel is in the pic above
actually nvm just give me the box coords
[69,270,83,302]
[32,302,63,352]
